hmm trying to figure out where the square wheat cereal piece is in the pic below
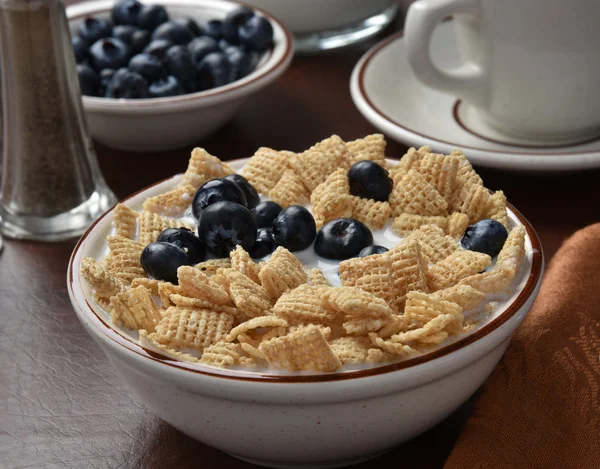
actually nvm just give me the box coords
[177,265,232,305]
[431,284,486,311]
[239,147,292,195]
[142,184,196,217]
[496,225,526,272]
[452,150,483,189]
[150,306,234,351]
[139,330,199,363]
[309,134,352,169]
[258,247,308,300]
[397,146,431,173]
[110,285,162,332]
[289,149,339,192]
[308,268,331,286]
[376,313,412,338]
[458,183,490,224]
[224,268,273,318]
[239,341,266,361]
[287,324,332,341]
[346,134,387,166]
[311,169,353,229]
[105,235,146,284]
[259,325,342,372]
[416,152,460,204]
[226,316,288,342]
[168,294,247,323]
[138,211,193,246]
[81,257,125,299]
[328,286,393,319]
[354,272,395,307]
[112,203,138,239]
[403,291,463,332]
[130,277,160,295]
[180,147,234,190]
[343,315,390,335]
[351,197,392,230]
[388,238,428,311]
[446,212,470,239]
[412,225,459,264]
[229,245,261,284]
[426,250,491,291]
[338,251,391,286]
[392,213,447,236]
[390,169,448,217]
[388,313,462,348]
[157,282,181,308]
[485,190,509,229]
[194,258,231,275]
[200,341,242,368]
[329,336,373,364]
[458,268,515,295]
[273,284,337,324]
[268,169,310,208]
[388,166,407,187]
[369,333,418,357]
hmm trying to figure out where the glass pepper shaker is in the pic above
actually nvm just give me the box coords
[0,0,116,241]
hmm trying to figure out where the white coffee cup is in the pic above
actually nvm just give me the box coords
[405,0,600,145]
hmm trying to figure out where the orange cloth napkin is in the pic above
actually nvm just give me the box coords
[444,224,600,468]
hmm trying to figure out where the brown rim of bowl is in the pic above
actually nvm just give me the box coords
[357,30,600,156]
[70,0,293,107]
[68,170,544,383]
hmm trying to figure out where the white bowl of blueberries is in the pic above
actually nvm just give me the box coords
[67,0,293,152]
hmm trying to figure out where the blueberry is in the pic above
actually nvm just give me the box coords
[78,17,112,44]
[140,242,193,284]
[239,16,273,52]
[128,53,166,81]
[144,39,174,61]
[148,76,183,97]
[358,245,389,258]
[72,35,89,63]
[251,201,282,228]
[191,178,247,219]
[76,64,102,96]
[99,68,115,89]
[165,45,195,92]
[249,228,276,259]
[173,17,203,37]
[105,68,148,98]
[197,201,257,257]
[196,52,232,90]
[90,37,131,70]
[188,36,219,65]
[112,0,143,26]
[156,227,205,264]
[314,218,373,260]
[138,5,169,31]
[131,29,151,53]
[222,7,255,44]
[112,25,137,44]
[272,206,316,252]
[224,46,254,79]
[223,174,260,209]
[152,21,195,45]
[461,219,508,257]
[347,161,393,202]
[204,19,223,39]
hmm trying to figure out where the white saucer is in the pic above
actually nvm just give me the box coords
[350,22,600,172]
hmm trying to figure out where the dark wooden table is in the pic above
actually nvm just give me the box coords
[3,3,600,468]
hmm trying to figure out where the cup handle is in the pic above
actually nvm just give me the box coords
[405,0,486,106]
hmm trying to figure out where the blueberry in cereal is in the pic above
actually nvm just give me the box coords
[347,161,393,202]
[251,201,282,228]
[314,218,373,260]
[191,178,247,219]
[112,0,143,26]
[156,227,205,264]
[197,201,257,257]
[272,205,316,252]
[224,174,260,209]
[249,228,277,259]
[140,241,193,284]
[461,219,508,257]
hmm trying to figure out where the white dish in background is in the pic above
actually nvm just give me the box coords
[67,0,293,152]
[350,22,600,172]
[68,157,544,469]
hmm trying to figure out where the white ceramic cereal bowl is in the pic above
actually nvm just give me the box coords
[67,0,293,152]
[67,159,544,469]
